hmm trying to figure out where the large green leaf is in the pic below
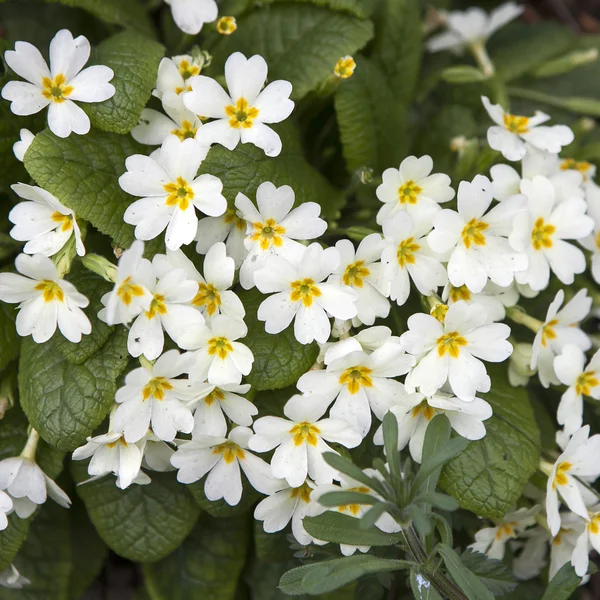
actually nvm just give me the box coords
[439,366,541,518]
[143,514,250,600]
[259,0,373,18]
[0,515,30,575]
[0,303,19,372]
[24,130,145,248]
[72,464,200,562]
[84,30,165,134]
[436,544,494,600]
[210,4,373,100]
[237,287,318,391]
[254,519,290,563]
[19,328,129,451]
[541,563,582,600]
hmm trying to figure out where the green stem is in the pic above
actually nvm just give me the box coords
[505,307,544,333]
[81,253,118,283]
[469,42,495,78]
[20,428,40,461]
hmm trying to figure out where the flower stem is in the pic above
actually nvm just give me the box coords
[469,42,495,78]
[505,307,544,333]
[20,428,40,461]
[81,253,118,282]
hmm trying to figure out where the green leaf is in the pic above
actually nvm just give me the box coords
[72,464,200,562]
[237,287,318,391]
[303,511,403,546]
[317,491,378,508]
[19,327,129,451]
[84,30,165,134]
[279,555,411,596]
[210,4,374,100]
[259,0,373,18]
[439,367,541,518]
[44,0,154,35]
[0,303,19,372]
[334,55,406,173]
[322,453,387,498]
[413,437,470,492]
[24,129,146,248]
[416,414,451,495]
[460,549,517,597]
[381,411,400,482]
[541,563,582,600]
[254,520,290,563]
[436,544,494,600]
[143,514,250,600]
[198,123,345,221]
[441,66,488,84]
[0,514,31,574]
[412,492,459,512]
[410,570,443,600]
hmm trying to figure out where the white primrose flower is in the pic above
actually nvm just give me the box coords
[322,325,399,366]
[131,101,203,146]
[0,491,12,531]
[235,182,327,289]
[164,0,218,35]
[254,243,358,345]
[0,456,70,518]
[428,175,527,293]
[531,289,591,388]
[545,425,600,536]
[442,281,519,324]
[551,512,587,579]
[375,155,455,225]
[249,394,363,488]
[509,176,593,290]
[328,235,391,326]
[0,565,29,589]
[113,350,195,443]
[9,183,85,257]
[512,527,549,581]
[469,507,540,561]
[508,342,535,387]
[0,253,91,343]
[297,346,414,437]
[120,135,226,251]
[381,211,447,306]
[572,507,600,577]
[13,128,34,162]
[1,29,114,138]
[184,52,294,157]
[178,314,254,386]
[195,207,248,268]
[554,346,600,436]
[153,55,203,109]
[171,426,282,506]
[401,301,512,401]
[580,197,600,285]
[426,2,524,53]
[482,97,574,162]
[154,245,245,322]
[373,390,492,463]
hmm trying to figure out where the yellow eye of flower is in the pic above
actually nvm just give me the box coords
[397,180,422,205]
[560,158,592,179]
[290,278,321,307]
[575,371,599,396]
[225,98,259,129]
[146,294,167,319]
[495,522,517,541]
[204,388,225,406]
[192,282,222,316]
[461,218,488,249]
[249,218,286,250]
[541,319,558,347]
[290,483,313,503]
[208,336,233,360]
[171,120,198,141]
[436,331,468,358]
[51,211,74,232]
[396,237,420,268]
[178,59,200,80]
[411,401,436,420]
[212,441,245,463]
[217,16,237,35]
[289,422,321,446]
[34,280,65,303]
[449,285,471,303]
[142,377,173,401]
[338,366,373,394]
[531,217,555,250]
[41,73,73,103]
[337,486,371,515]
[116,276,145,306]
[164,176,195,210]
[552,461,572,489]
[333,56,356,79]
[224,207,246,231]
[503,113,529,134]
[430,303,449,323]
[342,260,370,287]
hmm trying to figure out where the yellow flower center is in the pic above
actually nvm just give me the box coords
[34,280,65,303]
[589,514,600,535]
[436,331,468,358]
[164,176,194,210]
[142,376,173,401]
[334,56,356,79]
[338,366,373,394]
[116,276,145,307]
[338,486,371,516]
[290,278,321,307]
[503,113,529,134]
[461,218,488,249]
[192,282,222,316]
[430,303,449,323]
[552,461,572,489]
[495,522,517,541]
[397,180,422,205]
[449,285,471,303]
[576,371,599,396]
[411,401,436,420]
[541,319,558,348]
[290,482,312,503]
[146,294,167,319]
[561,158,592,179]
[217,16,237,35]
[178,59,200,80]
[249,218,286,250]
[396,237,420,268]
[553,527,569,545]
[212,441,245,464]
[531,217,555,250]
[107,438,129,449]
[595,231,600,252]
[204,388,225,406]
[171,120,198,141]
[225,97,259,129]
[342,260,370,288]
[175,84,192,95]
[51,211,74,232]
[41,73,73,103]
[224,207,246,231]
[290,422,321,446]
[208,336,233,360]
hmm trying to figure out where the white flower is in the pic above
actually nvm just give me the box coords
[531,289,591,388]
[572,508,600,576]
[428,175,526,293]
[154,245,245,322]
[0,253,91,343]
[482,96,574,161]
[179,314,254,386]
[235,182,327,289]
[401,301,512,401]
[120,135,226,251]
[153,55,203,109]
[427,2,524,53]
[322,325,398,365]
[0,565,29,589]
[195,207,248,268]
[131,101,203,146]
[297,345,414,437]
[164,0,217,35]
[9,183,85,257]
[328,235,390,326]
[13,128,34,162]
[550,512,586,579]
[508,342,535,387]
[171,426,282,506]
[545,425,600,536]
[113,350,195,443]
[254,243,358,345]
[554,346,600,436]
[580,197,600,285]
[184,52,294,157]
[0,491,12,531]
[512,527,548,581]
[249,394,363,487]
[1,29,114,138]
[442,281,519,324]
[0,457,70,518]
[381,211,447,306]
[374,390,492,462]
[375,155,454,225]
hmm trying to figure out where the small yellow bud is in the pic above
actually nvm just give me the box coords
[217,16,237,35]
[334,56,356,79]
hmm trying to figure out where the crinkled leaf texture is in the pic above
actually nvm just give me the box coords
[0,303,20,372]
[259,0,373,19]
[460,549,517,597]
[439,367,541,518]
